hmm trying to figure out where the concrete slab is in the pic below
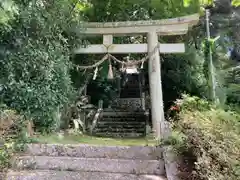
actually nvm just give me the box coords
[25,144,163,160]
[12,156,165,175]
[6,170,168,180]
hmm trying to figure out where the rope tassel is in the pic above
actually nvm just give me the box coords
[107,58,114,80]
[140,61,144,69]
[93,66,98,80]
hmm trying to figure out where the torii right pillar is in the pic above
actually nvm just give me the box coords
[147,15,199,139]
[148,31,164,140]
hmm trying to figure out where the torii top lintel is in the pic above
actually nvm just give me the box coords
[79,14,199,35]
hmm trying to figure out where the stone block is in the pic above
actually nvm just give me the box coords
[25,144,163,160]
[12,156,165,175]
[6,170,168,180]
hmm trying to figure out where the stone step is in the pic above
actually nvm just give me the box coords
[101,118,145,123]
[0,173,5,179]
[12,156,165,175]
[98,121,145,125]
[93,132,145,138]
[6,170,168,180]
[103,109,144,112]
[102,114,145,118]
[94,128,145,133]
[93,131,145,135]
[96,125,145,129]
[25,144,163,160]
[102,112,145,116]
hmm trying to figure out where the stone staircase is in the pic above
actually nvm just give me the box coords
[93,111,146,138]
[5,143,167,180]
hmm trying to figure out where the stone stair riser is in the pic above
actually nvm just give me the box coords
[101,118,145,122]
[25,144,163,160]
[96,126,145,130]
[94,128,145,133]
[12,156,165,175]
[93,132,145,138]
[6,170,168,180]
[95,122,145,128]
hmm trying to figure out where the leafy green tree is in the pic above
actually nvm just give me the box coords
[0,0,83,132]
[0,0,18,26]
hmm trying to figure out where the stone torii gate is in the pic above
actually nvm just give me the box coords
[75,14,199,139]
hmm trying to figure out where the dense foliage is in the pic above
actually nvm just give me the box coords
[170,95,240,180]
[0,104,18,170]
[0,0,83,131]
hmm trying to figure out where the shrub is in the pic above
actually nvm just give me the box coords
[0,104,20,141]
[0,104,19,171]
[171,95,240,180]
[0,0,82,132]
[0,104,38,171]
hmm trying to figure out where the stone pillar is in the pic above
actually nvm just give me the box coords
[147,31,164,139]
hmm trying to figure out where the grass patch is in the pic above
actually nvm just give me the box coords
[35,133,158,146]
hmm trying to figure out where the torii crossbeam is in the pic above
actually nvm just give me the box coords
[74,13,199,139]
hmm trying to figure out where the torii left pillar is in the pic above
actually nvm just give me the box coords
[148,31,164,140]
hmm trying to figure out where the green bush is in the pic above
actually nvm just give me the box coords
[0,147,11,171]
[0,0,82,132]
[172,95,240,180]
[0,103,39,171]
[0,104,18,171]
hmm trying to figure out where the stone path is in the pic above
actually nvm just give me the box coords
[4,144,168,180]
